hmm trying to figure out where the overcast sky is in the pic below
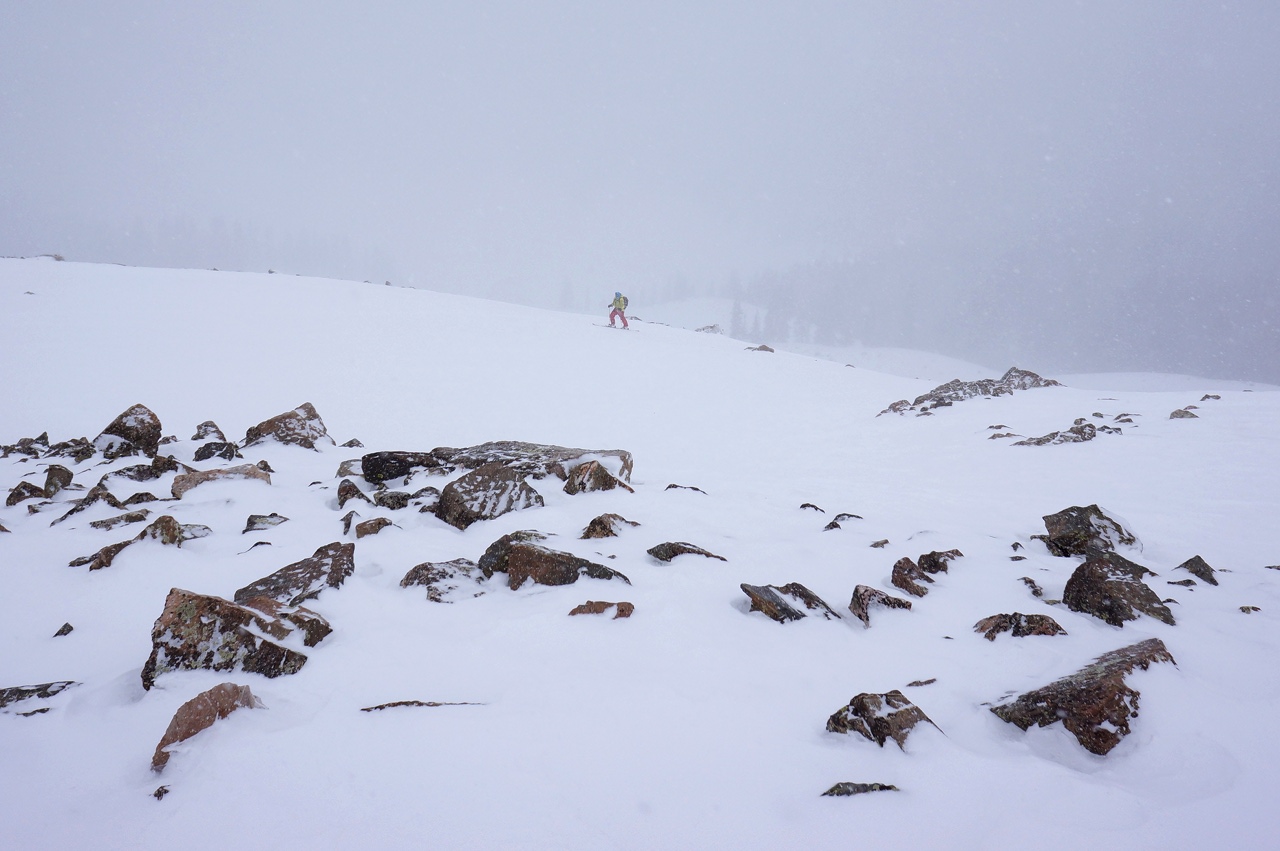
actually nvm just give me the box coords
[2,3,1276,378]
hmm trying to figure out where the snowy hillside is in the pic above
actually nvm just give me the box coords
[2,258,1278,850]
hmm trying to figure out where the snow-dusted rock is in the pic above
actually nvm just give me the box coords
[973,612,1067,641]
[891,557,933,597]
[991,638,1176,755]
[1170,408,1199,419]
[847,585,913,627]
[43,437,95,463]
[1175,555,1218,586]
[42,464,73,498]
[194,441,242,461]
[434,462,544,531]
[361,451,443,484]
[241,402,333,450]
[233,541,356,607]
[741,582,840,622]
[1063,552,1175,627]
[433,441,634,484]
[337,478,371,509]
[563,459,634,494]
[355,517,393,538]
[568,600,635,619]
[478,531,630,590]
[879,367,1061,416]
[0,432,49,459]
[191,420,226,441]
[647,541,726,562]
[171,463,271,498]
[94,403,163,459]
[69,515,208,570]
[100,454,183,486]
[400,558,485,603]
[918,549,963,574]
[372,490,411,510]
[581,513,639,539]
[1013,423,1097,446]
[821,782,899,797]
[151,683,264,773]
[826,690,939,749]
[5,480,43,507]
[49,483,127,526]
[0,681,78,715]
[1036,504,1137,558]
[243,513,288,533]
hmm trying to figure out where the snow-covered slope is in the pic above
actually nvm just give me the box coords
[2,259,1278,850]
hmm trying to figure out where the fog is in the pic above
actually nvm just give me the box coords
[3,3,1276,381]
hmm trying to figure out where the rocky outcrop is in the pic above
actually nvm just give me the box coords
[141,588,328,689]
[1036,504,1137,558]
[1063,552,1175,627]
[1013,423,1097,447]
[568,601,635,619]
[741,583,840,623]
[826,691,939,749]
[0,432,49,459]
[434,441,635,484]
[243,513,288,533]
[151,683,264,772]
[233,541,355,607]
[879,367,1061,416]
[973,613,1067,641]
[891,557,933,597]
[362,451,444,484]
[355,518,393,538]
[847,585,913,627]
[581,513,640,539]
[563,459,634,495]
[400,558,485,603]
[433,462,544,530]
[172,464,271,498]
[94,403,163,459]
[1175,555,1218,586]
[69,515,209,570]
[100,455,183,486]
[0,681,78,714]
[647,542,726,562]
[991,638,1176,755]
[49,483,127,526]
[821,783,899,797]
[241,402,332,450]
[1019,577,1045,598]
[478,531,630,590]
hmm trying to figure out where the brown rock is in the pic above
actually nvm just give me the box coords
[1063,552,1175,627]
[242,513,288,533]
[44,437,94,463]
[191,421,226,441]
[826,690,939,749]
[991,638,1176,755]
[172,463,271,498]
[891,557,933,597]
[335,458,363,478]
[94,403,163,459]
[647,541,726,562]
[242,402,332,450]
[1037,504,1137,558]
[360,451,444,484]
[478,531,630,590]
[568,600,635,619]
[879,367,1061,416]
[581,513,640,539]
[400,558,484,603]
[563,460,635,495]
[43,464,73,498]
[237,596,333,647]
[54,623,74,637]
[355,517,393,539]
[5,480,44,507]
[847,585,913,627]
[49,483,127,526]
[973,613,1067,641]
[918,549,963,574]
[233,541,356,606]
[1175,555,1218,586]
[822,782,899,797]
[432,441,634,483]
[337,478,371,509]
[373,491,411,510]
[434,462,544,530]
[69,515,208,570]
[151,682,264,772]
[741,582,840,623]
[193,441,242,462]
[870,539,889,548]
[1019,576,1045,597]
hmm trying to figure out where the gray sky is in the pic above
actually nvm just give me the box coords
[3,3,1276,379]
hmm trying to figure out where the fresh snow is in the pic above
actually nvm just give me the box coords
[1,258,1278,849]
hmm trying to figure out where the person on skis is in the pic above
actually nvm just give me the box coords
[608,291,630,329]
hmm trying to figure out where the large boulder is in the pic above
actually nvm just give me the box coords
[826,691,939,749]
[5,480,43,507]
[233,541,355,607]
[151,683,264,772]
[847,585,913,627]
[94,403,163,459]
[43,464,73,498]
[141,588,327,689]
[917,549,962,574]
[478,531,630,590]
[973,613,1067,641]
[1063,552,1175,626]
[400,558,485,603]
[241,402,332,450]
[1036,504,1137,557]
[191,421,226,441]
[991,638,1176,755]
[433,462,545,530]
[172,463,271,498]
[741,583,841,623]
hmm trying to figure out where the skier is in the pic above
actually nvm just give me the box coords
[608,291,630,329]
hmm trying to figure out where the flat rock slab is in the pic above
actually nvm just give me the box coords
[991,638,1176,755]
[479,531,630,590]
[151,683,263,772]
[241,402,332,450]
[647,541,726,562]
[1063,552,1175,626]
[974,613,1067,641]
[847,585,913,627]
[234,541,355,607]
[741,583,840,623]
[827,690,939,749]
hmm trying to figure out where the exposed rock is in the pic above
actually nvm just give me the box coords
[823,520,843,531]
[906,679,936,687]
[337,478,372,509]
[241,402,332,450]
[1201,394,1221,401]
[50,483,127,526]
[847,585,913,627]
[373,490,411,510]
[434,462,544,530]
[69,515,208,570]
[44,437,94,463]
[1012,423,1097,446]
[121,492,162,507]
[973,613,1067,641]
[94,403,163,459]
[800,503,825,512]
[1170,409,1198,419]
[568,601,635,619]
[356,518,393,539]
[243,513,288,533]
[191,421,226,441]
[826,691,939,749]
[341,438,364,448]
[1241,606,1261,614]
[870,539,889,549]
[335,458,363,478]
[171,463,271,498]
[433,441,635,484]
[153,786,170,800]
[581,513,640,539]
[101,455,183,485]
[360,700,483,712]
[891,557,933,597]
[745,344,774,352]
[0,521,8,533]
[1175,555,1218,586]
[1063,552,1175,627]
[1167,579,1196,587]
[362,451,444,484]
[879,367,1061,416]
[151,682,264,772]
[43,464,73,498]
[741,583,840,623]
[256,460,274,474]
[341,510,360,535]
[478,531,630,590]
[194,441,242,462]
[1036,504,1137,558]
[233,541,356,607]
[54,623,74,637]
[665,483,707,494]
[563,459,634,494]
[918,549,962,574]
[695,324,723,334]
[411,486,440,513]
[647,541,726,562]
[0,681,78,713]
[822,783,899,797]
[991,638,1176,755]
[1019,577,1045,597]
[1,432,49,459]
[400,558,485,603]
[5,480,44,507]
[832,512,862,522]
[141,588,322,690]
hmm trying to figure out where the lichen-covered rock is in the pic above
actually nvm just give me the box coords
[847,585,913,627]
[233,541,355,607]
[337,478,372,509]
[241,402,332,450]
[568,601,635,619]
[194,441,242,462]
[191,421,226,441]
[879,367,1061,416]
[1037,504,1137,557]
[581,513,640,539]
[0,681,78,713]
[237,596,333,647]
[1013,423,1098,446]
[826,691,939,749]
[973,613,1067,641]
[400,558,485,603]
[434,462,544,531]
[355,517,393,539]
[141,588,320,689]
[1175,555,1218,586]
[94,403,163,459]
[1063,552,1175,627]
[151,682,264,772]
[991,638,1176,755]
[478,531,630,590]
[43,464,73,498]
[891,557,933,597]
[741,583,840,623]
[647,541,726,562]
[171,463,271,498]
[821,783,899,797]
[563,460,634,495]
[243,513,288,533]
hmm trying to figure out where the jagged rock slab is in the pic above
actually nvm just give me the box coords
[741,582,840,622]
[1,432,49,459]
[94,403,163,459]
[1036,504,1137,557]
[879,367,1061,416]
[973,613,1067,641]
[847,585,913,627]
[647,541,726,562]
[433,462,544,530]
[581,513,640,539]
[0,681,78,714]
[48,483,127,526]
[827,690,939,749]
[891,557,933,597]
[172,463,271,498]
[43,464,73,498]
[243,513,288,533]
[5,480,44,507]
[568,600,635,619]
[151,683,264,772]
[233,542,355,607]
[44,437,94,463]
[478,531,630,590]
[991,638,1176,755]
[1176,555,1218,586]
[400,558,485,603]
[241,402,332,450]
[1063,552,1176,626]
